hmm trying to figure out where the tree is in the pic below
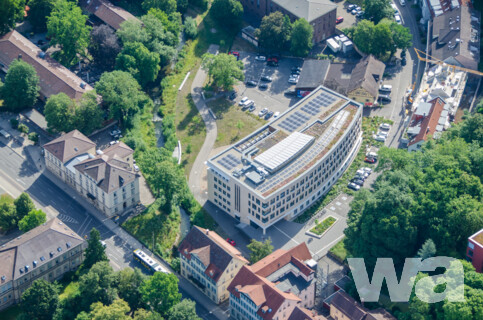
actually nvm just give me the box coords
[117,19,149,45]
[116,41,161,87]
[147,9,181,46]
[417,239,436,260]
[140,272,181,315]
[133,309,164,320]
[210,0,244,32]
[290,18,313,57]
[177,0,188,13]
[14,192,35,221]
[247,239,273,263]
[118,268,146,311]
[44,93,76,133]
[189,0,208,11]
[364,0,394,24]
[83,228,108,270]
[95,71,147,127]
[372,22,393,58]
[0,202,16,231]
[1,59,39,111]
[352,20,375,55]
[152,160,185,212]
[142,0,177,14]
[256,12,292,52]
[21,279,59,320]
[89,25,121,70]
[47,0,91,66]
[167,299,200,320]
[28,0,56,32]
[201,53,244,91]
[79,261,119,310]
[389,21,412,51]
[75,91,104,135]
[0,0,25,34]
[88,299,131,320]
[184,17,197,39]
[18,209,46,232]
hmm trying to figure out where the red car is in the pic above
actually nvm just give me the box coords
[364,157,377,163]
[226,238,236,246]
[229,51,240,57]
[336,17,344,24]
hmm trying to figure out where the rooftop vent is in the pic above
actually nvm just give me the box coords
[50,252,54,258]
[66,242,71,248]
[40,256,45,261]
[80,82,86,89]
[57,247,62,252]
[38,52,46,59]
[24,266,29,272]
[19,268,23,274]
[1,276,5,281]
[33,261,37,267]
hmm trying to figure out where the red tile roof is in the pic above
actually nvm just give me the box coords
[80,0,140,30]
[330,291,367,320]
[408,97,446,147]
[0,31,93,101]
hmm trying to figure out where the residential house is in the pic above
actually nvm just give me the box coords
[0,31,93,101]
[178,226,249,304]
[466,228,483,273]
[239,0,337,42]
[329,291,396,320]
[79,0,141,30]
[43,130,140,216]
[227,243,318,320]
[324,55,385,105]
[0,218,86,311]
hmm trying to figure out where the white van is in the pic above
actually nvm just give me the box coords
[0,129,11,140]
[379,85,392,93]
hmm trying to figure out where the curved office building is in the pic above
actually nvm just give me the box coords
[207,86,363,234]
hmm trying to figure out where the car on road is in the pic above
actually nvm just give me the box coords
[336,16,344,24]
[348,182,360,191]
[395,14,402,24]
[391,3,399,14]
[226,238,236,246]
[255,55,266,61]
[258,108,268,117]
[113,215,120,223]
[378,95,392,103]
[399,0,406,6]
[246,80,257,86]
[273,112,280,119]
[248,105,256,112]
[380,123,391,130]
[379,85,392,93]
[100,240,107,248]
[264,111,274,120]
[261,75,273,82]
[259,83,268,90]
[374,134,387,142]
[284,89,296,96]
[239,97,249,105]
[352,178,364,186]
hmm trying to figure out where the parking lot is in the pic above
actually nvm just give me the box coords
[234,52,304,118]
[335,1,359,30]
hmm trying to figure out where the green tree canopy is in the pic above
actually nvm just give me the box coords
[247,239,273,263]
[184,17,198,39]
[210,0,244,32]
[83,228,108,270]
[88,299,131,320]
[1,59,39,111]
[142,0,177,14]
[256,11,292,52]
[140,272,181,316]
[118,268,147,311]
[147,8,181,46]
[201,53,244,91]
[372,21,393,58]
[75,91,104,135]
[0,201,17,232]
[95,71,147,127]
[167,299,200,320]
[352,20,375,55]
[28,0,56,32]
[0,0,25,34]
[116,41,161,87]
[89,24,121,70]
[364,0,394,24]
[18,209,46,232]
[79,261,119,310]
[44,92,76,133]
[47,0,91,66]
[133,309,164,320]
[417,239,436,260]
[21,279,59,320]
[290,18,313,57]
[14,192,35,221]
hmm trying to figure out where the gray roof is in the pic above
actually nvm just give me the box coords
[296,59,331,90]
[430,5,480,70]
[414,102,433,116]
[43,130,96,163]
[0,218,84,282]
[272,0,337,22]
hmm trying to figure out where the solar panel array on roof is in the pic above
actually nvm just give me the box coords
[217,154,241,170]
[301,92,337,116]
[279,112,311,132]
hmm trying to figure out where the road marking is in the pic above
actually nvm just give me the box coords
[273,225,299,245]
[16,178,25,186]
[57,214,79,224]
[314,234,345,256]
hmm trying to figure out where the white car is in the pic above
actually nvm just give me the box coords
[374,134,387,142]
[255,55,266,61]
[273,112,280,119]
[239,97,249,106]
[395,14,402,24]
[399,0,406,6]
[379,123,391,130]
[361,167,372,174]
[110,129,121,137]
[258,108,268,117]
[377,130,388,138]
[288,75,299,84]
[379,85,392,93]
[348,182,360,191]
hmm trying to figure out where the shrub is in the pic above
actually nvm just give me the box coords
[170,257,180,272]
[18,123,29,134]
[10,118,19,129]
[184,17,198,40]
[28,132,39,144]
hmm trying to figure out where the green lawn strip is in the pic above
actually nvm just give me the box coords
[207,98,266,148]
[329,238,348,263]
[294,116,389,223]
[310,216,337,235]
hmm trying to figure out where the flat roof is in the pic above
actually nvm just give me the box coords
[208,86,362,197]
[296,59,330,90]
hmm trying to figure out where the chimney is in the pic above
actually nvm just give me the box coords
[206,229,209,235]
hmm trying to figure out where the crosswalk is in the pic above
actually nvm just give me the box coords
[57,214,79,224]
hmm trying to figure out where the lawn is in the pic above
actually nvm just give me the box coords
[310,216,337,235]
[329,238,348,263]
[207,98,266,148]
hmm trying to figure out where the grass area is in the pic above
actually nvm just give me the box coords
[294,116,390,223]
[329,238,348,263]
[207,98,266,148]
[0,305,21,320]
[59,281,80,301]
[310,216,337,235]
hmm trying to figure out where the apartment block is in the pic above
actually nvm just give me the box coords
[466,229,483,273]
[43,130,140,217]
[178,226,249,304]
[207,86,363,234]
[228,243,319,320]
[0,218,86,311]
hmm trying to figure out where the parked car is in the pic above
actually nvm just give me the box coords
[226,238,236,246]
[352,178,364,186]
[395,14,402,24]
[365,156,377,163]
[100,240,107,248]
[267,60,279,67]
[255,55,266,61]
[239,97,249,106]
[379,85,392,93]
[259,83,268,90]
[109,140,119,145]
[391,3,399,13]
[361,167,372,174]
[291,69,301,75]
[291,66,302,72]
[401,50,406,58]
[378,95,392,103]
[284,89,296,96]
[288,75,299,84]
[399,0,406,6]
[351,9,358,15]
[0,129,11,140]
[401,57,407,66]
[264,111,274,120]
[229,91,237,100]
[242,100,254,110]
[248,105,256,112]
[347,4,356,11]
[258,108,268,117]
[377,131,388,138]
[374,134,387,142]
[273,112,280,119]
[348,182,360,191]
[228,51,240,59]
[247,80,257,86]
[267,57,278,63]
[110,129,121,136]
[336,16,344,24]
[261,76,272,82]
[356,11,365,18]
[380,123,391,130]
[356,169,369,178]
